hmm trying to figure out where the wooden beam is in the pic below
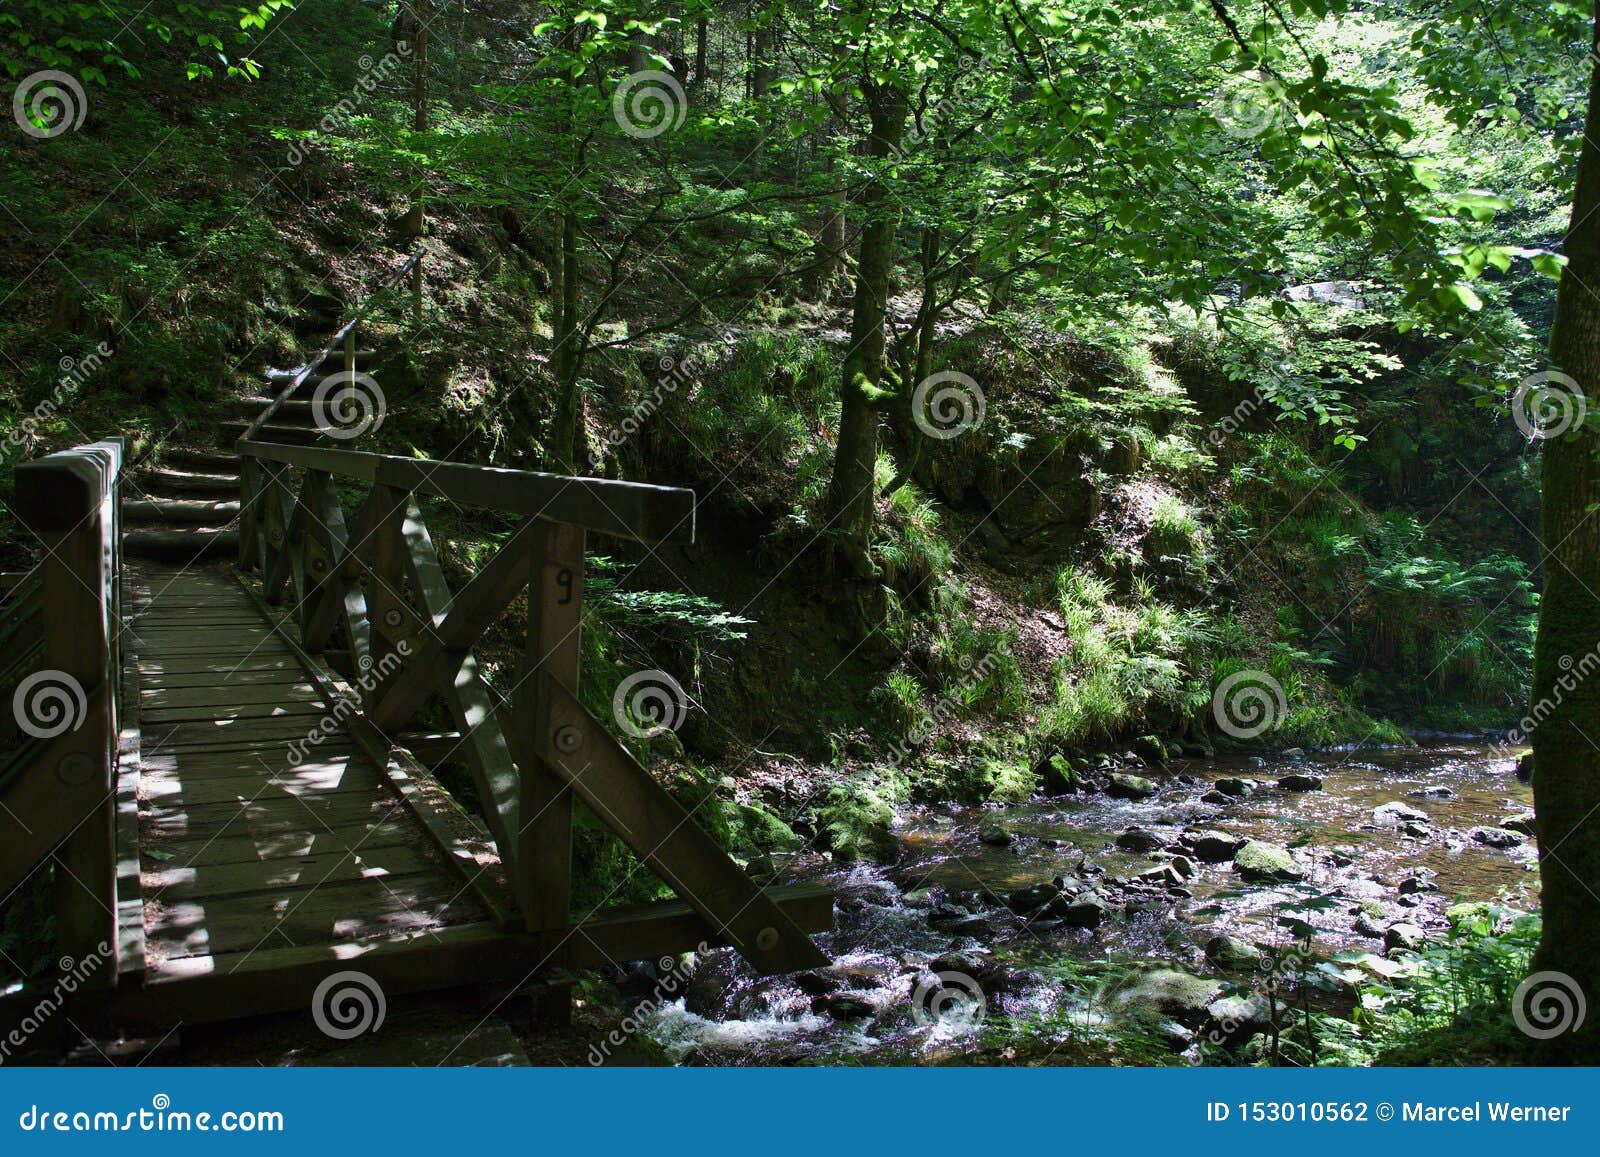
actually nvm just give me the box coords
[239,440,696,544]
[368,518,543,733]
[517,521,583,935]
[392,508,523,896]
[538,679,828,975]
[9,439,124,983]
[92,884,832,1029]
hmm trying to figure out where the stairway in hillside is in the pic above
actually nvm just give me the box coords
[125,332,381,562]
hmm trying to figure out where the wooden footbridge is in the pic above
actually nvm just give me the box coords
[0,431,830,1044]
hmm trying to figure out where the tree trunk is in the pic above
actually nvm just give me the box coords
[403,0,430,242]
[811,144,848,301]
[824,84,906,576]
[692,17,709,103]
[1529,8,1600,1065]
[887,228,940,495]
[549,207,583,470]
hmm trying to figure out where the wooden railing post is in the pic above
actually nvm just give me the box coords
[11,438,124,981]
[518,522,584,939]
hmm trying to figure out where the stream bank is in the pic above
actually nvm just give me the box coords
[624,742,1536,1065]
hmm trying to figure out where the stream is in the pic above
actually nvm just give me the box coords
[633,743,1538,1065]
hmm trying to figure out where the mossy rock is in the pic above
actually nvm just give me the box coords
[728,802,803,856]
[1113,969,1225,1028]
[817,780,900,864]
[1108,772,1156,800]
[1232,840,1303,882]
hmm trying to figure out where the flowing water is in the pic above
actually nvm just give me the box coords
[639,743,1537,1065]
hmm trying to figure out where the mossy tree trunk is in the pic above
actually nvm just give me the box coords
[824,82,906,577]
[1529,7,1600,1065]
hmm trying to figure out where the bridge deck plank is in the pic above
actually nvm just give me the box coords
[126,564,490,985]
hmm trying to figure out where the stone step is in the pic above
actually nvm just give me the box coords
[124,498,240,525]
[124,527,239,560]
[131,468,239,500]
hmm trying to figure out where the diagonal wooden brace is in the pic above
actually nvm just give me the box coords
[537,677,827,975]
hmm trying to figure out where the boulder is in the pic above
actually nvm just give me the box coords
[1136,864,1186,888]
[1204,933,1262,970]
[1116,827,1163,852]
[1201,790,1232,806]
[1516,752,1534,783]
[1500,812,1537,837]
[945,914,998,938]
[1215,777,1254,797]
[1189,830,1245,863]
[978,823,1014,847]
[1385,923,1426,953]
[1205,993,1275,1042]
[1374,801,1429,826]
[1108,773,1157,800]
[1059,892,1107,928]
[1410,785,1456,799]
[1131,735,1168,763]
[1277,773,1324,792]
[1007,883,1061,913]
[1353,912,1386,939]
[929,950,986,976]
[1169,855,1196,879]
[1233,840,1304,882]
[1471,826,1525,848]
[1038,752,1080,796]
[1114,969,1225,1028]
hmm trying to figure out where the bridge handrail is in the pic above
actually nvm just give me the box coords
[233,439,825,975]
[238,439,696,545]
[238,251,422,445]
[5,437,126,980]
